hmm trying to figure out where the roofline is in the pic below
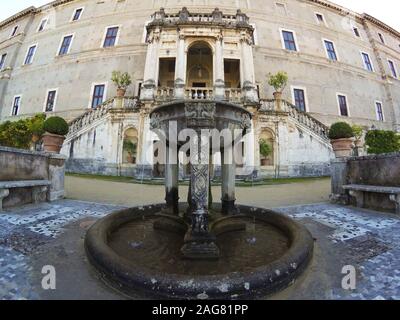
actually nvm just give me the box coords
[0,0,399,40]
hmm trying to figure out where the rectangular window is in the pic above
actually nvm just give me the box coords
[0,53,7,70]
[362,52,373,72]
[282,30,297,51]
[316,13,324,24]
[91,84,105,108]
[24,45,37,65]
[378,33,385,44]
[10,25,18,37]
[353,27,360,37]
[45,90,57,112]
[376,102,384,121]
[388,60,397,78]
[103,27,119,48]
[338,95,349,117]
[293,88,306,112]
[59,35,73,55]
[38,19,48,32]
[12,96,21,116]
[324,40,337,61]
[72,8,83,21]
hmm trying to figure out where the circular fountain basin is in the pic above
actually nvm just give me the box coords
[85,204,314,299]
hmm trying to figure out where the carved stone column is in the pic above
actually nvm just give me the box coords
[214,33,225,101]
[240,31,258,104]
[181,101,220,260]
[165,120,179,214]
[221,146,237,215]
[174,32,186,99]
[141,28,161,101]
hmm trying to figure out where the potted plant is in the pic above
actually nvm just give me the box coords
[328,122,354,158]
[259,139,272,166]
[268,71,288,100]
[42,116,69,153]
[28,114,46,144]
[112,71,132,97]
[123,139,137,164]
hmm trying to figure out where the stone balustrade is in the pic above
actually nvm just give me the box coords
[185,87,214,100]
[68,97,140,137]
[149,8,251,29]
[155,87,243,103]
[259,99,329,141]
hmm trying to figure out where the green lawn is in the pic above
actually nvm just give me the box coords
[66,172,330,187]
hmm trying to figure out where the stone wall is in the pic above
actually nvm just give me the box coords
[331,153,400,213]
[0,146,66,208]
[347,153,400,187]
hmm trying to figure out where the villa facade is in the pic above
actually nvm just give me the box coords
[0,0,399,178]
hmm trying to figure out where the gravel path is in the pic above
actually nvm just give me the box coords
[65,176,331,208]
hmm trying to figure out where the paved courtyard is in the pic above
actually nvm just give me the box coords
[0,195,399,300]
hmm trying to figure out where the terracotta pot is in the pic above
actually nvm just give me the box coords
[42,133,65,153]
[354,139,363,148]
[31,134,40,143]
[261,158,268,166]
[273,91,282,100]
[331,138,354,158]
[116,88,126,97]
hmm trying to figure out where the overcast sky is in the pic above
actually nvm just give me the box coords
[0,0,399,31]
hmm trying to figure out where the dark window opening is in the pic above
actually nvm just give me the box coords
[12,97,20,116]
[45,90,57,112]
[294,89,306,112]
[338,95,349,117]
[103,27,119,48]
[72,8,83,21]
[282,30,297,51]
[91,84,105,108]
[59,35,73,55]
[324,40,337,61]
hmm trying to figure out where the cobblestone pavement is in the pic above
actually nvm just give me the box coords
[0,200,123,300]
[278,204,400,300]
[0,200,399,300]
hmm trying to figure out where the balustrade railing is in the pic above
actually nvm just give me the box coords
[224,88,242,103]
[259,99,329,140]
[68,97,140,137]
[185,87,214,100]
[155,87,243,103]
[155,87,174,102]
[151,10,247,27]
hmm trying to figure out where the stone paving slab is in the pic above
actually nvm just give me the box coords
[0,200,399,300]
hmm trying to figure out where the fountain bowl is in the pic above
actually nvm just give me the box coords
[85,203,314,300]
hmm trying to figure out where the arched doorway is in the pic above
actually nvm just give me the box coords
[187,41,213,98]
[259,129,275,167]
[123,128,138,164]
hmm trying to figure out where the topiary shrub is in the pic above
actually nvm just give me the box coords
[328,122,354,140]
[365,130,400,155]
[43,116,69,136]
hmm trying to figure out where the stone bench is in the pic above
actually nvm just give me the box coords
[343,184,400,214]
[0,180,51,211]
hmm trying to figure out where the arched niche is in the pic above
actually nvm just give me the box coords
[186,41,214,88]
[123,128,138,164]
[259,129,275,167]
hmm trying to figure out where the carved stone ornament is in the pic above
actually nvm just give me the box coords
[185,102,216,128]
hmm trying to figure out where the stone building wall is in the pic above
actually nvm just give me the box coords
[1,0,399,178]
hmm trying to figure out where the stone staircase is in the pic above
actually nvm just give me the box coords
[65,97,141,144]
[259,99,330,143]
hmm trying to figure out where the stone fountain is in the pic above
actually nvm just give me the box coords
[85,100,314,299]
